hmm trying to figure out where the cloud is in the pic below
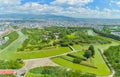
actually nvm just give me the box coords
[109,0,120,6]
[17,2,63,14]
[116,1,120,6]
[58,7,112,18]
[0,0,21,6]
[51,0,93,6]
[0,0,120,18]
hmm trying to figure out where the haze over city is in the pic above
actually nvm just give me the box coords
[0,0,120,77]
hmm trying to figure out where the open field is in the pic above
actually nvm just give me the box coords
[0,27,120,77]
[88,29,97,36]
[15,47,70,59]
[52,45,111,76]
[51,30,120,76]
[52,37,120,76]
[0,31,71,60]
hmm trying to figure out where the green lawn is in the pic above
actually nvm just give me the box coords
[72,44,88,50]
[88,29,97,36]
[26,72,43,77]
[66,33,75,38]
[0,31,19,49]
[0,31,71,60]
[14,47,70,59]
[51,35,120,76]
[60,56,74,62]
[0,29,120,76]
[52,38,120,76]
[52,47,111,76]
[0,31,27,60]
[71,51,85,58]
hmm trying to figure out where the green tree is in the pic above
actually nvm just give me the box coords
[103,26,110,33]
[88,45,95,57]
[84,50,92,59]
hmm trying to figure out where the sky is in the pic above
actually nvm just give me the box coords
[0,0,120,18]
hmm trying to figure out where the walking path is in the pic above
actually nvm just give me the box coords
[68,45,76,52]
[99,49,115,77]
[17,47,115,77]
[16,58,59,77]
[0,30,116,77]
[16,45,77,77]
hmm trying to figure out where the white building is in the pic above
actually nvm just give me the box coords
[0,37,9,46]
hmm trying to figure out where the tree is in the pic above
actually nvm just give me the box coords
[84,50,92,59]
[103,26,110,33]
[88,45,95,57]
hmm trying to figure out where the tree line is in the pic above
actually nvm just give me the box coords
[104,45,120,77]
[93,28,120,41]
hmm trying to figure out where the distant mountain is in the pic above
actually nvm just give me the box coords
[0,14,72,19]
[1,14,120,25]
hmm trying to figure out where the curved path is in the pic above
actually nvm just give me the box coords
[20,45,76,70]
[16,57,59,77]
[99,49,115,77]
[0,30,117,77]
[17,45,77,77]
[19,49,75,70]
[0,30,27,60]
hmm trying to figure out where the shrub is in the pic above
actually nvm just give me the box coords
[0,59,24,69]
[28,66,96,77]
[67,54,77,58]
[73,58,82,64]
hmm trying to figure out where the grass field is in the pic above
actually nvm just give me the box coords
[52,36,120,76]
[0,29,120,76]
[15,47,70,59]
[0,31,27,60]
[52,37,120,76]
[0,31,19,49]
[0,31,71,60]
[88,29,97,36]
[52,47,111,76]
[26,72,43,77]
